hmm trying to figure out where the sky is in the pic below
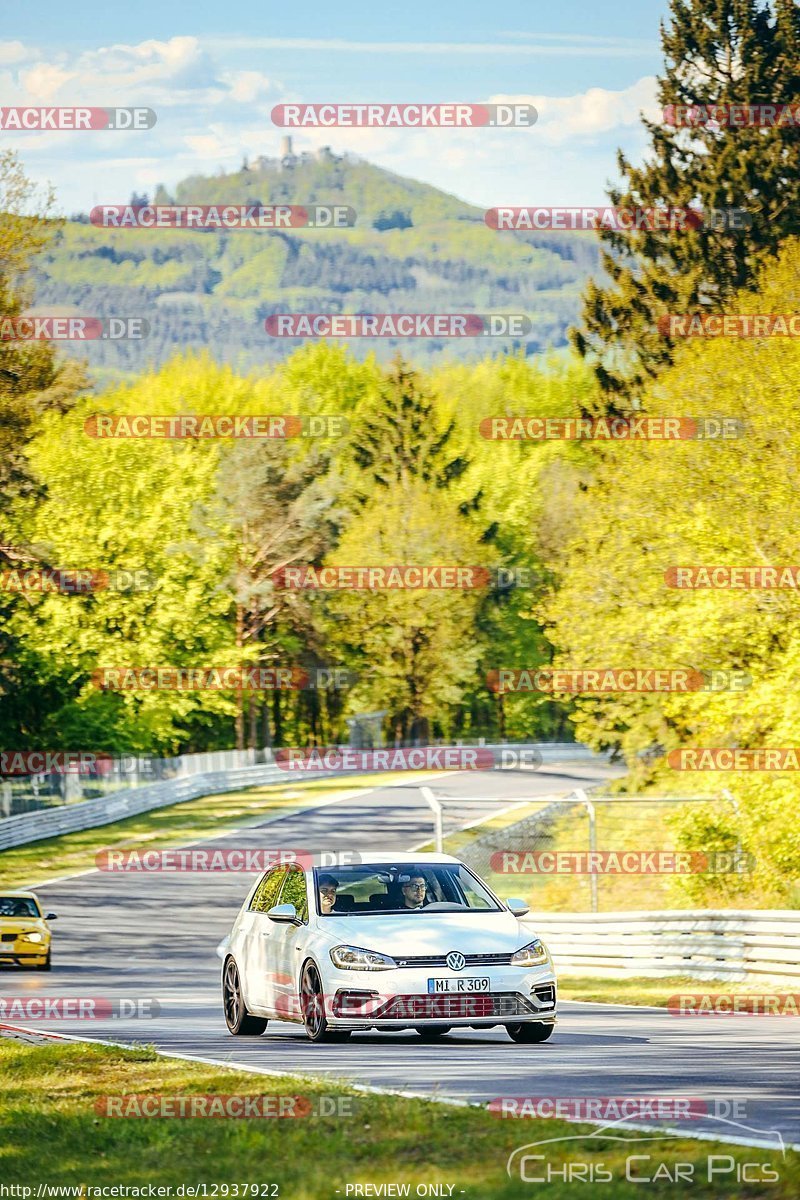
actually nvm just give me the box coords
[1,0,674,214]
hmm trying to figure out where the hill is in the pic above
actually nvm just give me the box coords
[31,146,602,381]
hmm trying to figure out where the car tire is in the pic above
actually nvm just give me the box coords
[223,958,268,1036]
[506,1022,554,1043]
[300,961,345,1043]
[414,1025,452,1040]
[36,951,51,971]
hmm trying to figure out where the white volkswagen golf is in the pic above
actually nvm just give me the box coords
[222,852,557,1043]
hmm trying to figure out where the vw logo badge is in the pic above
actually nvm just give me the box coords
[446,951,466,971]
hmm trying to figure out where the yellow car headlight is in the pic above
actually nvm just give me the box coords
[23,932,44,943]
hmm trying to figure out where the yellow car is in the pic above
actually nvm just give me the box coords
[0,891,57,971]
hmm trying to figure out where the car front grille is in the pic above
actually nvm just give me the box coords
[393,951,514,968]
[374,992,535,1020]
[0,933,16,942]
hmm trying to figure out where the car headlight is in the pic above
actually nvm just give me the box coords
[511,938,549,966]
[23,932,44,943]
[330,945,398,971]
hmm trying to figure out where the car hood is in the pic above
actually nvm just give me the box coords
[316,909,535,955]
[0,916,46,934]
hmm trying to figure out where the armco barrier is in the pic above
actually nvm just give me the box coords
[0,742,605,852]
[0,764,291,852]
[525,910,800,982]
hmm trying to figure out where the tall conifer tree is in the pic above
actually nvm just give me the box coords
[573,0,800,411]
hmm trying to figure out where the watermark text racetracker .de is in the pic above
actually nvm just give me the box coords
[664,102,800,127]
[487,668,751,693]
[265,314,530,338]
[669,747,800,770]
[83,415,347,440]
[95,1094,358,1119]
[0,751,156,777]
[479,415,743,440]
[90,204,355,230]
[486,206,751,232]
[90,666,356,691]
[94,848,363,872]
[0,107,156,131]
[658,313,800,337]
[0,996,159,1020]
[272,102,537,127]
[0,317,149,341]
[0,568,155,594]
[668,993,800,1016]
[490,1096,750,1121]
[666,565,800,589]
[272,564,529,590]
[273,746,541,772]
[490,849,755,875]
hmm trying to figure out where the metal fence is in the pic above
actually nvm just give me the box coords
[0,747,274,818]
[0,762,293,852]
[449,786,741,911]
[524,910,800,982]
[0,742,604,852]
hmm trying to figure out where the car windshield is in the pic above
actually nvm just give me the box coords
[314,863,501,916]
[0,897,40,918]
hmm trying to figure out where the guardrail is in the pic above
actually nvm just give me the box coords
[0,763,295,852]
[524,910,800,982]
[0,742,606,852]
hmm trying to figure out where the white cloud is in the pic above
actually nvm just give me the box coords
[19,63,77,102]
[207,36,654,59]
[223,70,275,104]
[491,77,660,144]
[0,41,31,65]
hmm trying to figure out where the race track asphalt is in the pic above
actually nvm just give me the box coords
[1,760,797,1152]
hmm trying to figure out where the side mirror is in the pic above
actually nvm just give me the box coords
[506,897,530,917]
[45,913,58,921]
[267,902,300,924]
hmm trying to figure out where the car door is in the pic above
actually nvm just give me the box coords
[242,866,288,1011]
[269,865,309,1021]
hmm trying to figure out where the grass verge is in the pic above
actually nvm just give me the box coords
[557,974,793,1006]
[556,969,796,1008]
[0,1039,796,1198]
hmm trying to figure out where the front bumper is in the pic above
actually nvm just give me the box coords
[322,965,557,1029]
[0,936,48,966]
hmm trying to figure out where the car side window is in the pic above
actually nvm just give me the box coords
[279,866,309,924]
[249,866,287,913]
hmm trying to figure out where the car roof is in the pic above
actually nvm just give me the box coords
[0,891,38,899]
[309,853,461,866]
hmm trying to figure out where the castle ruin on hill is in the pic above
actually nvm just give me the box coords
[250,136,340,173]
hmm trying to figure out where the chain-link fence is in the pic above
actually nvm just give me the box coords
[439,788,742,912]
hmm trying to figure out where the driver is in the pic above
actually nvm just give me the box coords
[317,873,339,914]
[400,872,428,910]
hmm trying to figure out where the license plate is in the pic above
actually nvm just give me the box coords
[427,976,490,993]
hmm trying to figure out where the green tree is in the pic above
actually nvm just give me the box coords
[351,356,469,495]
[573,0,800,411]
[0,152,85,746]
[547,239,800,903]
[324,480,487,743]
